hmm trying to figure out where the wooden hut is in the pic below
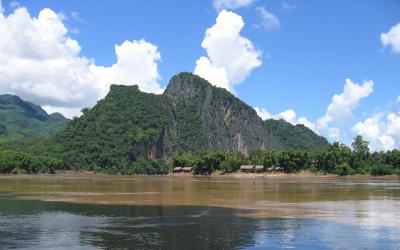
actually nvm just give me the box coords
[240,165,254,173]
[182,167,192,173]
[254,165,264,173]
[172,167,183,173]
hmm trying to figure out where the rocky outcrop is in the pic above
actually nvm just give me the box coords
[41,72,328,168]
[163,73,284,155]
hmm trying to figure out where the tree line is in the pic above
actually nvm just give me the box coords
[170,135,399,176]
[0,135,399,176]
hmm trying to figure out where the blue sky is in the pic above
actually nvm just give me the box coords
[0,0,399,150]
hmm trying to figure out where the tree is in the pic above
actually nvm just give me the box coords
[351,135,369,154]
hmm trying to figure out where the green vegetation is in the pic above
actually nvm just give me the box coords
[0,74,397,176]
[6,73,328,174]
[164,72,329,153]
[29,85,172,174]
[0,94,69,145]
[169,136,400,176]
[0,150,63,174]
[264,119,329,151]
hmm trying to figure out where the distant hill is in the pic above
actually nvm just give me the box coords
[35,72,328,170]
[264,119,328,151]
[0,94,69,144]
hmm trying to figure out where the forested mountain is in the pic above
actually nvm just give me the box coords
[264,119,328,151]
[0,94,69,144]
[32,72,328,170]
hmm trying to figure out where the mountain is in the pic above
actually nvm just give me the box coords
[264,119,329,151]
[35,72,328,169]
[163,73,283,153]
[0,94,69,144]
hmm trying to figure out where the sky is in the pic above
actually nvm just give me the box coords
[0,0,399,151]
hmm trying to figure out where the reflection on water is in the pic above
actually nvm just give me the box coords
[0,176,399,249]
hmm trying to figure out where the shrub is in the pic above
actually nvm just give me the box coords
[0,150,63,174]
[220,153,246,174]
[334,163,353,176]
[370,164,394,176]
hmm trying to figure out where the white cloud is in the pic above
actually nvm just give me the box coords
[328,128,341,141]
[91,39,163,97]
[381,22,400,53]
[254,107,316,131]
[275,109,296,124]
[213,0,254,11]
[42,106,83,119]
[352,112,400,151]
[281,1,296,12]
[0,6,163,118]
[253,107,272,121]
[254,6,280,31]
[317,79,374,131]
[194,10,261,92]
[194,56,229,89]
[315,79,374,143]
[297,117,316,131]
[0,1,4,13]
[387,112,400,135]
[256,78,398,151]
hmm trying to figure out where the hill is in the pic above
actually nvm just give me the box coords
[0,94,69,145]
[33,72,328,170]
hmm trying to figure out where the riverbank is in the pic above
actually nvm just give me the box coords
[1,170,399,180]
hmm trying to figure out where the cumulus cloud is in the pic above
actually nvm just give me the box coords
[194,10,261,92]
[297,117,316,131]
[254,6,280,31]
[327,128,341,142]
[256,79,398,150]
[315,79,374,141]
[254,107,316,131]
[276,109,296,124]
[0,6,163,118]
[381,22,400,53]
[91,39,163,97]
[352,112,400,151]
[213,0,254,11]
[317,79,374,131]
[253,107,272,120]
[255,79,377,143]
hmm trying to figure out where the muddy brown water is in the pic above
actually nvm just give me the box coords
[0,175,399,249]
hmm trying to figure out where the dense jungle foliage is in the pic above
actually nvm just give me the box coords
[1,135,398,176]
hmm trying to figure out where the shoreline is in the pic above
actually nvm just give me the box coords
[0,170,399,180]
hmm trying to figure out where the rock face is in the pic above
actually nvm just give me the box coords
[0,94,69,144]
[163,73,283,155]
[42,72,328,168]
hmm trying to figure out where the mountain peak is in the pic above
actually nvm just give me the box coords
[35,72,328,169]
[164,72,207,98]
[0,94,49,121]
[0,94,69,144]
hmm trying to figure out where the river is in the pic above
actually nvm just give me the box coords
[0,175,399,249]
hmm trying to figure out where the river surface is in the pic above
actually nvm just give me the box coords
[0,175,399,249]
